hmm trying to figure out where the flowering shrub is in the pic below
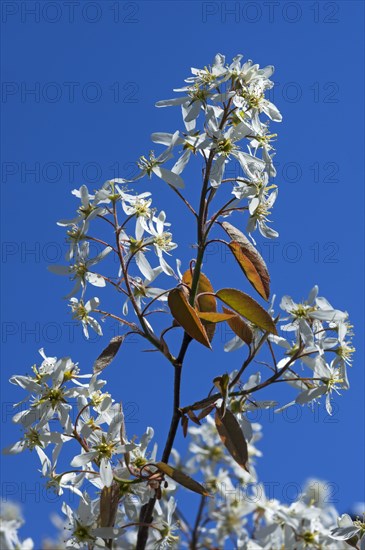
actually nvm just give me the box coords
[4,53,363,549]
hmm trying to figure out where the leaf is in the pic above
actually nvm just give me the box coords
[213,374,230,416]
[216,289,277,335]
[213,374,230,397]
[93,336,125,374]
[229,242,269,301]
[168,288,211,348]
[155,462,210,496]
[182,270,216,341]
[187,409,201,425]
[197,311,235,323]
[181,415,189,438]
[182,270,216,313]
[197,404,215,420]
[222,221,270,300]
[222,307,253,345]
[214,408,249,471]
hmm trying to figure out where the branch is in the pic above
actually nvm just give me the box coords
[137,97,235,550]
[190,495,206,549]
[181,348,304,414]
[168,184,198,218]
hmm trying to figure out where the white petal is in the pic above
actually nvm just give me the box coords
[100,458,113,488]
[136,252,155,280]
[160,256,175,276]
[156,97,187,107]
[307,285,319,303]
[152,166,184,189]
[224,336,245,352]
[210,155,226,188]
[71,451,97,467]
[172,150,191,175]
[150,132,175,145]
[86,272,106,287]
[184,100,201,123]
[48,265,70,275]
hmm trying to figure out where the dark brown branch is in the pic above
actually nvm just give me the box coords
[190,495,206,549]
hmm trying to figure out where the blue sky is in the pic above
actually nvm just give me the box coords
[1,0,364,544]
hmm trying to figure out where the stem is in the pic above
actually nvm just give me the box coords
[229,328,273,389]
[206,197,236,233]
[168,184,198,218]
[84,235,119,255]
[112,202,171,360]
[94,309,138,331]
[190,495,206,549]
[136,335,190,549]
[181,349,304,414]
[137,99,233,549]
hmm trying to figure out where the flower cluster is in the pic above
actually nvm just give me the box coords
[5,349,178,548]
[48,53,285,346]
[154,53,282,239]
[5,53,359,550]
[4,383,365,549]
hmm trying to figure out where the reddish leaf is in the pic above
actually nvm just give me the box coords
[214,408,249,472]
[183,270,216,341]
[168,288,211,348]
[222,307,253,345]
[197,311,235,323]
[93,336,125,374]
[155,462,210,496]
[216,288,277,335]
[181,415,189,438]
[222,221,270,300]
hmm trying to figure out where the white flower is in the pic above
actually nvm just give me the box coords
[233,79,282,122]
[280,287,348,335]
[36,446,85,500]
[151,497,180,548]
[143,211,178,276]
[117,188,154,239]
[333,321,355,368]
[246,188,278,240]
[156,54,231,131]
[0,503,34,550]
[151,130,209,176]
[10,355,86,430]
[133,132,184,189]
[71,411,135,488]
[62,495,119,549]
[228,55,275,90]
[330,513,365,543]
[69,297,103,338]
[122,267,167,316]
[49,242,112,297]
[3,423,62,455]
[57,184,106,233]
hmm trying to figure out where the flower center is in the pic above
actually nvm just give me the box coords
[154,232,173,251]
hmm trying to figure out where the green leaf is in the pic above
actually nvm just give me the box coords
[197,311,235,323]
[222,221,270,300]
[182,270,216,341]
[216,288,277,334]
[168,288,211,348]
[155,462,210,496]
[214,408,249,472]
[93,336,125,374]
[222,307,253,345]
